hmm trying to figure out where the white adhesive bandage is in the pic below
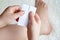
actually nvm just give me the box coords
[18,4,37,27]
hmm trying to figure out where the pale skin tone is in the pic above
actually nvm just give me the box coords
[0,5,28,40]
[27,0,52,40]
[35,0,52,35]
[0,5,40,40]
[27,12,41,40]
[0,5,24,28]
[0,0,52,40]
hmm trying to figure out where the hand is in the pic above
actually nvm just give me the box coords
[0,5,24,27]
[27,12,41,40]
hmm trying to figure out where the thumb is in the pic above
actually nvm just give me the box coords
[27,12,32,30]
[27,12,35,27]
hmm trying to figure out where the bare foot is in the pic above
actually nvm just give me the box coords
[35,0,52,35]
[27,12,41,40]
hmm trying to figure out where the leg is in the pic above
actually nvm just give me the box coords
[0,25,28,40]
[35,0,52,35]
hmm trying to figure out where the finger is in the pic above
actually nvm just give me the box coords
[34,13,40,23]
[27,12,35,28]
[13,11,24,19]
[7,5,22,13]
[29,12,35,22]
[28,12,32,26]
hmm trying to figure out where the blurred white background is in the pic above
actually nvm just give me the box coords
[0,0,60,40]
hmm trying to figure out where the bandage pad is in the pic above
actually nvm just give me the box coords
[17,4,37,27]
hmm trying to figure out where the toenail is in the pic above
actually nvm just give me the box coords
[43,3,46,7]
[41,2,47,8]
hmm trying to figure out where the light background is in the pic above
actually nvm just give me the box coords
[0,0,60,40]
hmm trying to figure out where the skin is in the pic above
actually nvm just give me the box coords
[27,12,41,40]
[0,0,52,40]
[0,5,40,40]
[0,25,27,40]
[0,12,40,40]
[35,0,52,35]
[0,5,24,28]
[0,5,28,40]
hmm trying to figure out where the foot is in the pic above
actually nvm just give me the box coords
[35,0,52,35]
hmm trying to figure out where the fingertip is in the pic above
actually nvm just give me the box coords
[29,11,35,22]
[29,11,32,20]
[29,11,34,17]
[29,11,32,15]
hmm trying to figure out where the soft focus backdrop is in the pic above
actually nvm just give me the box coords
[0,0,60,40]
